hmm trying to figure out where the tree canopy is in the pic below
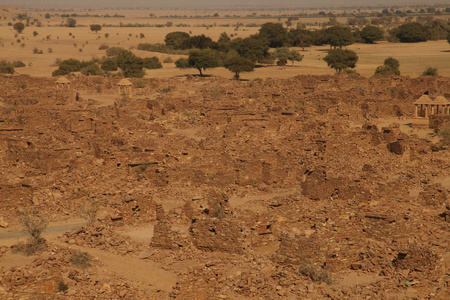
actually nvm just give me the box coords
[323,49,358,73]
[288,28,313,50]
[324,26,355,49]
[361,25,384,43]
[390,22,430,43]
[374,57,400,77]
[13,22,25,34]
[90,24,102,33]
[232,36,270,63]
[175,49,220,76]
[66,18,77,28]
[258,22,288,48]
[223,55,254,80]
[164,31,190,49]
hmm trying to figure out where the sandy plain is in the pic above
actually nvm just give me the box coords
[0,7,449,79]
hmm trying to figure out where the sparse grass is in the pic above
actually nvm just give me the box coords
[58,281,69,292]
[439,128,450,146]
[134,79,146,88]
[158,86,174,93]
[70,250,92,269]
[209,84,226,100]
[211,202,225,219]
[299,260,332,284]
[135,161,157,174]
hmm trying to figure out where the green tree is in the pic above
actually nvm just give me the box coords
[274,47,290,62]
[287,49,303,66]
[323,49,358,73]
[66,18,77,28]
[447,31,450,44]
[232,36,270,62]
[288,28,313,50]
[184,34,215,49]
[101,58,118,71]
[361,25,384,43]
[216,32,231,52]
[45,13,51,19]
[384,57,400,69]
[390,22,430,42]
[81,64,104,76]
[185,49,220,76]
[165,31,190,49]
[116,50,145,78]
[223,55,254,80]
[90,24,102,33]
[324,25,355,49]
[259,22,288,47]
[13,22,25,34]
[174,57,190,68]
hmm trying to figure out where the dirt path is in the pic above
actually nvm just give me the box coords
[0,220,179,293]
[51,240,178,293]
[0,220,87,247]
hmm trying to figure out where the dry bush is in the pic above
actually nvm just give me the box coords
[70,251,92,269]
[79,201,99,224]
[12,208,48,255]
[299,260,332,284]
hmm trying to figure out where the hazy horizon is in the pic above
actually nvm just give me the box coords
[0,0,447,9]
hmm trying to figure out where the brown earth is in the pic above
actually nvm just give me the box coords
[0,73,449,299]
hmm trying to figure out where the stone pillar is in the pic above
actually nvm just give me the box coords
[415,105,419,117]
[424,105,428,117]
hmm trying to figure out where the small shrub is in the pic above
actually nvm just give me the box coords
[79,201,99,224]
[0,60,15,74]
[81,64,103,76]
[12,208,48,256]
[32,47,43,54]
[98,43,109,50]
[344,69,360,78]
[101,58,118,71]
[143,56,162,69]
[106,47,125,56]
[134,79,146,88]
[12,60,25,68]
[299,263,332,284]
[158,86,173,93]
[421,67,438,76]
[58,281,69,292]
[70,250,92,269]
[374,65,400,76]
[48,48,53,53]
[439,128,450,146]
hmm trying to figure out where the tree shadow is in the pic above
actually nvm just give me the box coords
[174,74,214,78]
